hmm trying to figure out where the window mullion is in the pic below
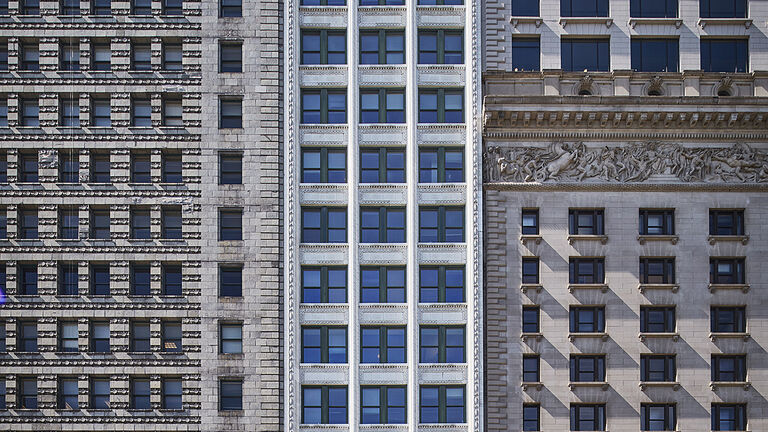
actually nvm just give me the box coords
[379,207,387,242]
[379,148,386,183]
[378,30,386,64]
[380,387,388,423]
[379,89,386,123]
[320,148,328,183]
[321,266,329,303]
[320,327,328,363]
[380,327,387,362]
[437,30,445,64]
[321,386,329,424]
[439,386,446,423]
[320,89,328,123]
[320,30,328,64]
[438,206,446,242]
[437,89,445,123]
[379,266,387,303]
[437,147,445,182]
[438,266,445,303]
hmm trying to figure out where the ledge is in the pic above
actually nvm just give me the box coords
[628,17,683,28]
[637,234,679,245]
[707,235,749,245]
[559,17,613,28]
[568,283,608,293]
[569,381,609,391]
[698,18,752,28]
[639,332,679,342]
[710,381,751,391]
[638,284,679,293]
[520,332,543,342]
[567,234,608,245]
[710,332,750,342]
[639,381,680,391]
[521,381,543,391]
[509,16,543,28]
[569,332,608,342]
[709,283,749,293]
[520,234,542,245]
[520,284,542,293]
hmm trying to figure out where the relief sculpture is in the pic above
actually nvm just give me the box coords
[485,142,768,183]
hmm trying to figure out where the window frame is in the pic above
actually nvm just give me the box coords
[219,322,243,354]
[89,208,110,239]
[130,151,151,183]
[219,0,242,17]
[360,385,407,424]
[419,385,465,424]
[523,403,540,431]
[59,42,80,71]
[59,97,80,126]
[630,0,677,18]
[219,378,243,410]
[360,326,406,364]
[360,266,406,303]
[219,152,243,185]
[561,0,608,17]
[301,385,348,424]
[570,354,606,382]
[301,325,348,363]
[89,151,111,182]
[58,321,78,352]
[301,207,347,243]
[568,208,604,235]
[700,0,746,18]
[712,354,747,382]
[58,377,79,410]
[641,403,676,431]
[360,29,404,65]
[91,43,112,70]
[710,257,745,284]
[711,306,746,333]
[130,377,151,409]
[161,151,183,183]
[561,38,610,72]
[419,325,465,363]
[641,354,677,382]
[360,206,406,243]
[301,89,347,124]
[570,404,606,431]
[418,88,464,124]
[569,257,605,284]
[18,320,37,352]
[631,38,679,72]
[301,266,347,303]
[218,208,243,241]
[89,377,110,409]
[521,257,539,284]
[162,97,183,126]
[360,147,405,184]
[522,306,539,333]
[20,98,39,127]
[219,264,243,297]
[522,354,540,382]
[419,265,465,303]
[162,378,183,409]
[639,209,675,235]
[19,263,38,295]
[219,97,243,129]
[709,209,744,236]
[639,257,675,284]
[510,37,541,71]
[219,40,243,72]
[419,206,465,243]
[569,306,605,333]
[130,320,151,352]
[58,207,79,239]
[161,320,182,353]
[640,306,676,333]
[359,88,405,124]
[57,262,79,295]
[301,30,346,65]
[18,376,37,409]
[521,209,539,235]
[418,147,464,183]
[712,404,746,431]
[89,320,110,353]
[301,147,346,183]
[161,206,183,239]
[130,42,151,71]
[417,29,463,64]
[162,0,182,15]
[130,207,151,240]
[701,38,748,73]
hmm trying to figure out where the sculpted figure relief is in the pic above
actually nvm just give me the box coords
[485,142,768,183]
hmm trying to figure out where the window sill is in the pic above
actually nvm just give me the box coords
[638,284,679,293]
[708,283,749,293]
[628,17,682,29]
[520,234,542,245]
[710,381,751,391]
[521,381,542,390]
[639,381,680,391]
[638,332,679,342]
[709,332,750,342]
[509,16,543,28]
[520,332,542,342]
[637,234,678,245]
[569,381,608,391]
[559,17,613,28]
[568,332,608,342]
[567,234,608,245]
[698,18,753,28]
[567,283,608,293]
[520,284,542,293]
[219,353,245,359]
[707,235,749,245]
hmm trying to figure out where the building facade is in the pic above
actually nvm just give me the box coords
[483,0,768,431]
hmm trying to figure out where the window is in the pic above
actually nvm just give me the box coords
[700,0,745,18]
[162,207,182,239]
[160,152,183,184]
[91,43,111,70]
[521,209,539,235]
[418,89,463,123]
[640,258,675,284]
[131,0,150,13]
[59,100,80,130]
[19,207,38,239]
[18,320,37,352]
[301,89,346,124]
[360,148,405,183]
[419,148,463,183]
[360,266,405,303]
[712,355,746,382]
[639,209,674,235]
[562,39,610,72]
[130,263,151,295]
[301,207,346,243]
[568,209,604,235]
[418,30,462,64]
[19,264,38,295]
[710,258,745,284]
[632,39,679,72]
[571,404,605,431]
[220,379,243,410]
[301,31,345,65]
[219,153,242,184]
[90,321,110,352]
[130,321,150,352]
[130,378,151,409]
[360,30,404,64]
[219,0,241,17]
[419,206,464,242]
[219,323,242,353]
[420,386,465,424]
[301,148,346,183]
[0,321,4,352]
[162,264,182,296]
[21,99,39,127]
[641,355,676,381]
[58,207,79,239]
[701,39,748,73]
[360,326,406,363]
[89,208,110,239]
[60,42,79,71]
[510,37,540,71]
[522,257,539,284]
[641,306,675,333]
[58,378,78,409]
[18,377,37,409]
[360,89,404,124]
[92,0,110,14]
[131,43,151,71]
[58,262,79,295]
[511,0,538,15]
[301,326,347,363]
[131,98,151,127]
[21,0,39,14]
[561,0,608,16]
[0,101,6,126]
[162,379,182,409]
[301,0,345,3]
[163,43,183,71]
[640,404,676,431]
[420,326,465,363]
[709,210,744,235]
[163,0,182,14]
[302,386,347,424]
[219,265,243,297]
[360,0,403,4]
[0,0,7,14]
[631,0,677,17]
[361,386,406,424]
[711,307,746,333]
[570,355,605,382]
[89,264,110,296]
[90,98,111,127]
[419,266,464,303]
[219,41,243,72]
[219,208,243,241]
[59,152,80,183]
[522,306,539,333]
[219,98,242,128]
[21,43,39,70]
[162,321,182,352]
[162,98,183,126]
[418,0,462,4]
[360,207,406,243]
[569,258,605,284]
[523,355,539,382]
[569,306,605,333]
[90,378,110,409]
[301,266,347,303]
[712,404,746,431]
[523,404,540,431]
[130,208,151,239]
[0,210,5,238]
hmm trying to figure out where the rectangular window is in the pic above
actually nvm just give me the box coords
[0,212,5,238]
[130,263,151,296]
[131,43,151,71]
[301,148,346,183]
[360,89,405,124]
[640,306,675,333]
[360,207,406,243]
[712,404,746,431]
[220,379,243,410]
[569,306,605,333]
[90,321,110,352]
[132,98,151,127]
[639,209,674,235]
[18,320,37,352]
[92,0,110,14]
[420,385,465,424]
[522,306,539,333]
[60,99,80,129]
[301,266,347,303]
[700,0,746,18]
[162,206,182,239]
[569,258,605,284]
[162,43,183,71]
[219,152,243,184]
[220,41,243,72]
[19,264,38,295]
[59,321,78,352]
[130,321,151,352]
[418,0,463,4]
[219,208,243,241]
[360,266,405,303]
[58,262,79,295]
[58,207,79,239]
[701,39,748,73]
[420,325,465,363]
[418,30,463,64]
[219,0,241,17]
[219,98,242,128]
[301,326,347,363]
[522,257,539,284]
[523,355,540,382]
[58,152,80,183]
[712,355,747,382]
[58,378,78,409]
[710,258,745,284]
[562,39,610,72]
[568,209,604,235]
[162,0,182,15]
[90,98,111,127]
[521,209,539,235]
[640,257,675,284]
[60,42,79,70]
[418,88,463,123]
[0,101,7,126]
[161,152,183,184]
[302,386,347,424]
[570,355,606,382]
[711,306,746,333]
[301,207,347,243]
[511,0,538,15]
[360,0,403,4]
[510,37,540,71]
[641,355,676,381]
[131,0,150,13]
[641,403,676,431]
[89,208,110,239]
[0,321,4,352]
[419,206,464,242]
[301,89,347,124]
[18,377,37,409]
[523,404,540,431]
[630,0,677,17]
[21,98,39,127]
[89,264,110,296]
[162,321,182,352]
[301,30,345,65]
[419,265,464,303]
[631,38,679,72]
[90,378,110,409]
[709,209,744,235]
[561,0,608,16]
[301,0,346,3]
[130,208,151,239]
[360,30,404,64]
[130,378,151,409]
[162,378,182,409]
[361,386,406,424]
[21,43,39,70]
[19,207,38,239]
[162,263,182,296]
[360,326,406,363]
[91,43,111,70]
[162,98,183,127]
[219,265,243,297]
[21,0,39,14]
[571,404,606,431]
[360,148,405,183]
[419,147,463,183]
[219,323,242,353]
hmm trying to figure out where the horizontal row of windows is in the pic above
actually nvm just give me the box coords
[0,0,184,16]
[512,0,747,18]
[301,0,461,5]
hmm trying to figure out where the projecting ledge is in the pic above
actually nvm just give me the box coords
[521,381,543,390]
[639,381,680,391]
[637,235,678,245]
[707,235,749,245]
[709,332,750,342]
[708,284,750,293]
[568,332,609,342]
[569,381,609,391]
[568,234,608,245]
[568,284,609,293]
[638,284,679,293]
[521,235,543,245]
[638,332,679,342]
[711,381,751,391]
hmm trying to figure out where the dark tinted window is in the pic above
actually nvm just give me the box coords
[701,39,748,73]
[511,0,538,15]
[632,39,678,72]
[89,152,111,183]
[561,0,608,16]
[562,39,610,72]
[700,0,746,18]
[511,38,540,71]
[630,0,677,17]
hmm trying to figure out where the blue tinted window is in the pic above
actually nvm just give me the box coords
[701,39,748,73]
[387,387,406,423]
[631,39,678,72]
[302,327,321,362]
[386,151,405,183]
[302,387,322,423]
[328,387,347,423]
[561,0,608,16]
[512,0,538,15]
[700,0,745,18]
[511,38,540,71]
[302,33,321,64]
[630,0,677,17]
[562,39,610,72]
[420,386,439,422]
